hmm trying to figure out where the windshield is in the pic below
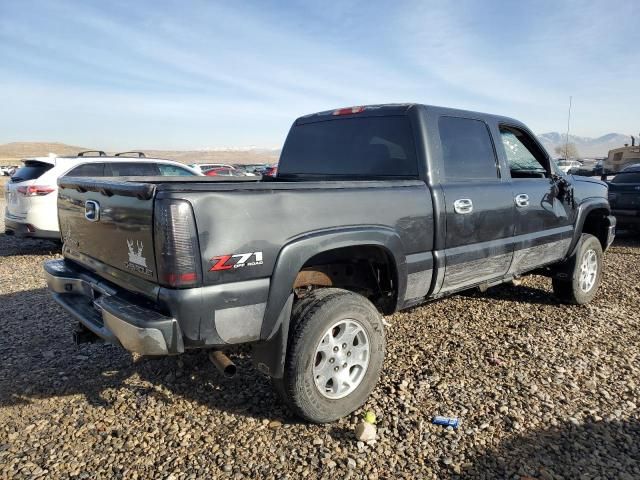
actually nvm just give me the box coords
[279,116,418,178]
[11,161,54,183]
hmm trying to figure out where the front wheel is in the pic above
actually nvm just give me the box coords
[552,233,603,305]
[273,288,385,423]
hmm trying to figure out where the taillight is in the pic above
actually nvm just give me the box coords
[17,185,55,196]
[154,199,202,288]
[332,106,365,116]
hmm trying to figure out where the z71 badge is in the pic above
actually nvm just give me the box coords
[210,251,264,271]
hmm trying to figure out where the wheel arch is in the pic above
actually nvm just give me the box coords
[570,198,612,253]
[261,226,406,340]
[252,226,405,378]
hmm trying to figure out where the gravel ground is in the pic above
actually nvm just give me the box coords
[1,198,639,479]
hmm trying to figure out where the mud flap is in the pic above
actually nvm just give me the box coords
[251,294,294,378]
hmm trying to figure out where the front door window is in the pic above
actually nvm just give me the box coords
[500,126,551,179]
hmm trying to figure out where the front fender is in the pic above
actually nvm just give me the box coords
[569,198,611,254]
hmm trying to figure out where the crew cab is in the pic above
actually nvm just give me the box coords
[44,104,615,422]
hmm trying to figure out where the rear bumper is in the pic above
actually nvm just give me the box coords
[4,215,60,240]
[44,258,272,355]
[44,259,183,355]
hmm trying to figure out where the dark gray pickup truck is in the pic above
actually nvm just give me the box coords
[45,104,615,422]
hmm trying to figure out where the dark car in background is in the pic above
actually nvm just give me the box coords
[594,159,605,177]
[608,164,640,231]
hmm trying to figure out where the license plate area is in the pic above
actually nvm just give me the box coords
[91,288,103,311]
[87,283,115,316]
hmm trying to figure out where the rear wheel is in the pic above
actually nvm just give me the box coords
[273,288,385,423]
[552,234,603,305]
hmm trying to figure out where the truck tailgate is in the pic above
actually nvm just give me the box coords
[58,178,158,284]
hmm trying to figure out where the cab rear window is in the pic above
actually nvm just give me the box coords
[10,161,53,183]
[278,116,418,178]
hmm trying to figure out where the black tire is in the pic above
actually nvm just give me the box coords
[273,288,385,423]
[552,233,603,305]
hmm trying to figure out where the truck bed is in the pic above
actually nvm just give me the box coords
[55,175,434,349]
[58,177,433,290]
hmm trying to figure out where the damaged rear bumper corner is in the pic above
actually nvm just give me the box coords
[44,259,183,355]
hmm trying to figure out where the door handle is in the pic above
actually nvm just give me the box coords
[514,193,529,207]
[453,198,473,214]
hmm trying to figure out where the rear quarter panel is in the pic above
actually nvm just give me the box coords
[163,181,434,286]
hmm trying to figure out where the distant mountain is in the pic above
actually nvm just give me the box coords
[537,132,633,158]
[0,142,280,166]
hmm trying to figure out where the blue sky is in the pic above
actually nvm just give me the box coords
[1,0,638,150]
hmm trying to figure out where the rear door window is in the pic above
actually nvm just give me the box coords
[10,161,54,183]
[278,116,418,177]
[106,162,160,176]
[66,163,105,177]
[438,116,499,181]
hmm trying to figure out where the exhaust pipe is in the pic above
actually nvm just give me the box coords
[208,350,237,378]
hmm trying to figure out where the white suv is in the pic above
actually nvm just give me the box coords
[4,151,201,240]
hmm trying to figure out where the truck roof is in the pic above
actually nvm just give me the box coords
[296,103,526,129]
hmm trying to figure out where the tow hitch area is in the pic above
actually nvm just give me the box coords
[73,323,101,345]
